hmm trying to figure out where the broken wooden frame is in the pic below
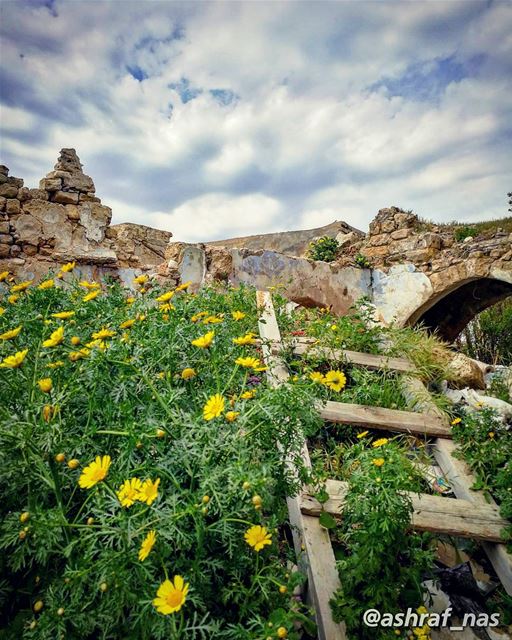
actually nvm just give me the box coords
[256,291,512,640]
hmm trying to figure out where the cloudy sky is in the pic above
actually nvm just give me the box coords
[1,0,511,242]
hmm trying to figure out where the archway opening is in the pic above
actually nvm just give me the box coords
[408,277,512,343]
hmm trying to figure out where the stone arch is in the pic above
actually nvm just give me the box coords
[406,271,512,342]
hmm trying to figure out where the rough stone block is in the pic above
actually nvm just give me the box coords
[5,199,21,215]
[17,187,31,202]
[22,243,38,256]
[0,221,10,233]
[78,193,101,203]
[390,228,411,241]
[53,191,79,205]
[62,172,95,193]
[28,188,48,201]
[39,177,62,192]
[0,233,13,245]
[0,196,5,211]
[65,204,81,220]
[0,165,8,176]
[368,233,389,247]
[7,176,23,188]
[0,175,7,185]
[9,244,21,257]
[0,184,19,198]
[362,245,388,258]
[0,243,10,258]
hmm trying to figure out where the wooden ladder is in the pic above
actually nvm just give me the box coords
[256,291,512,640]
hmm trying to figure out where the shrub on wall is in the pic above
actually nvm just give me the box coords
[307,236,340,262]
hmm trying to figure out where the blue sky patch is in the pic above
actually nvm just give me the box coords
[209,89,239,107]
[372,54,486,102]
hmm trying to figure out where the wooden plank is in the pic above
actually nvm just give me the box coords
[401,377,512,596]
[320,401,452,438]
[300,480,509,543]
[434,439,512,595]
[284,341,416,373]
[257,291,347,640]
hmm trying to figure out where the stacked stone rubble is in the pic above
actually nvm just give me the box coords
[360,206,512,276]
[0,149,172,277]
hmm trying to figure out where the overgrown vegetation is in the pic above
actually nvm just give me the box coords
[279,300,510,638]
[307,236,340,262]
[329,440,434,640]
[451,408,512,545]
[0,271,321,639]
[456,298,512,366]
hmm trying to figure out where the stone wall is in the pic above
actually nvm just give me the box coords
[0,149,172,281]
[158,207,511,338]
[207,220,363,257]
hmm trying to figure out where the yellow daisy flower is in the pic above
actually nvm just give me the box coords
[372,458,385,467]
[202,315,223,324]
[235,356,262,369]
[203,393,225,420]
[47,361,65,368]
[175,281,191,292]
[133,274,149,285]
[309,371,324,383]
[60,261,76,273]
[83,289,101,302]
[225,411,240,422]
[51,311,75,320]
[181,367,196,380]
[92,328,115,340]
[451,417,462,425]
[0,348,29,369]
[357,430,369,439]
[38,279,54,290]
[125,296,136,305]
[153,575,189,615]
[191,311,209,323]
[138,530,156,561]
[71,336,81,345]
[159,303,175,312]
[244,525,272,552]
[10,280,33,293]
[79,280,100,289]
[138,478,160,505]
[8,294,19,304]
[155,290,174,303]
[0,270,9,282]
[323,370,347,392]
[78,455,111,489]
[231,311,246,321]
[69,348,90,361]
[191,331,214,349]
[372,438,389,448]
[233,333,257,346]
[43,326,64,348]
[37,378,52,393]
[119,318,136,329]
[0,307,5,316]
[240,389,256,399]
[0,325,22,340]
[117,477,143,507]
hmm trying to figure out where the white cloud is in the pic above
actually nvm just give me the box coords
[1,0,511,242]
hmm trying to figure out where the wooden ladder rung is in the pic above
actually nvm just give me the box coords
[278,340,416,373]
[320,401,452,438]
[300,479,509,543]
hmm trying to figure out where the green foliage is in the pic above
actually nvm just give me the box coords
[354,253,372,269]
[457,298,512,366]
[0,276,319,638]
[307,236,340,262]
[453,225,478,242]
[451,408,512,541]
[329,440,434,639]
